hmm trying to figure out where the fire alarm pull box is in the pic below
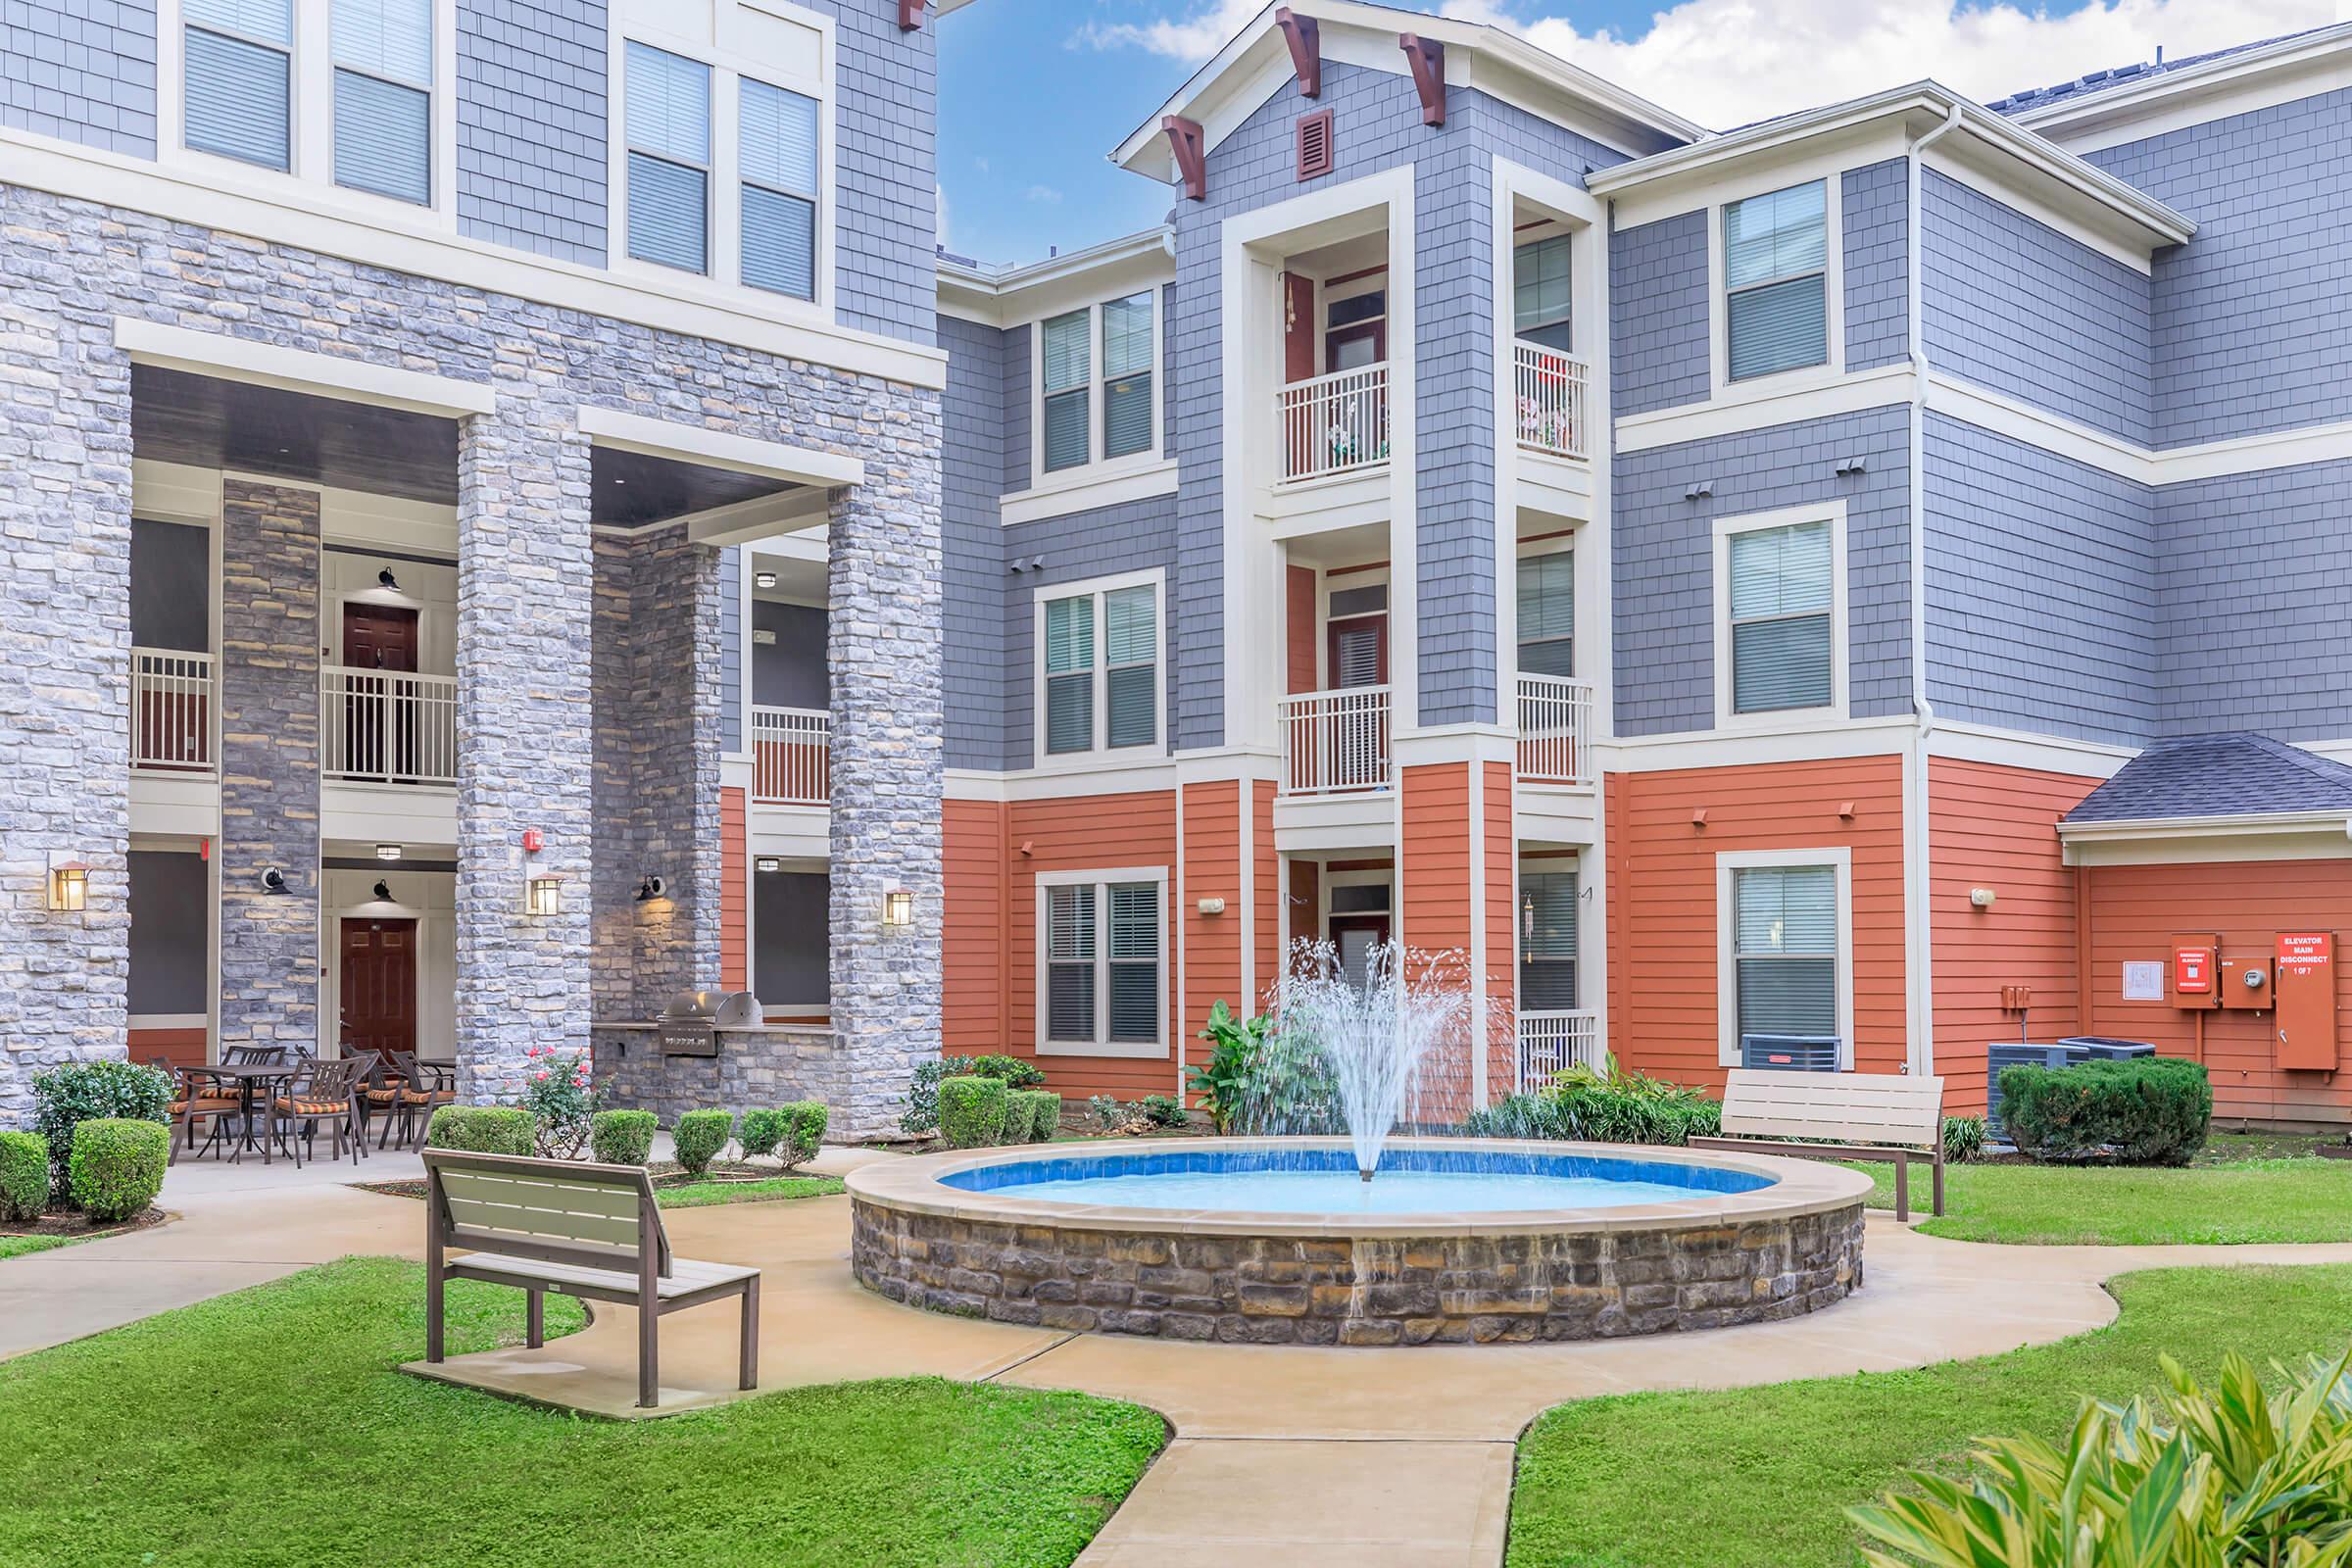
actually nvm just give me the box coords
[2171,935,2219,1008]
[2221,942,2274,1010]
[2274,931,2338,1071]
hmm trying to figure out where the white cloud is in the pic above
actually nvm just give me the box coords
[1079,0,2333,130]
[1026,184,1066,203]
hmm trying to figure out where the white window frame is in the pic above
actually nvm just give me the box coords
[1027,289,1165,481]
[1705,162,1846,398]
[1715,847,1852,1069]
[1031,567,1165,768]
[1710,501,1848,732]
[157,0,460,230]
[1511,227,1574,353]
[607,0,837,318]
[1514,536,1576,677]
[1036,865,1169,1057]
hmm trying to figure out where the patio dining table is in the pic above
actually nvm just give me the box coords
[194,1060,303,1164]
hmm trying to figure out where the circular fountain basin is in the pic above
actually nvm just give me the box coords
[849,1137,1871,1347]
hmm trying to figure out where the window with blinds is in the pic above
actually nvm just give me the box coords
[1043,876,1165,1050]
[329,0,430,204]
[1041,309,1091,472]
[625,41,711,274]
[1102,292,1154,461]
[1106,882,1160,1043]
[1520,869,1579,1010]
[185,0,293,171]
[1732,864,1838,1046]
[1513,234,1573,354]
[1043,593,1094,756]
[1040,579,1158,760]
[1517,551,1574,677]
[741,77,819,300]
[1045,883,1097,1043]
[1728,520,1833,713]
[1102,584,1157,749]
[1724,180,1827,381]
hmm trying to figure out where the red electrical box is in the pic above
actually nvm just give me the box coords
[2275,932,2338,1071]
[2171,935,2219,1008]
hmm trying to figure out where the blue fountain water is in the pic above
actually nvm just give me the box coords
[943,1147,1772,1216]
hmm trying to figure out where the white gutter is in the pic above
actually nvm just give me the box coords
[1901,103,1962,1079]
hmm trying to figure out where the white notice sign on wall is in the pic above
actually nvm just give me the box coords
[2121,961,2164,1002]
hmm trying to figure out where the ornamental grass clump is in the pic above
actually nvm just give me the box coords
[2001,1057,2211,1166]
[0,1131,50,1221]
[588,1109,657,1166]
[423,1105,534,1155]
[67,1119,169,1223]
[671,1109,736,1176]
[938,1077,1008,1149]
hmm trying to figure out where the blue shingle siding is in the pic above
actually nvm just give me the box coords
[2086,86,2352,448]
[718,545,743,754]
[1922,413,2156,745]
[2154,457,2352,742]
[1920,170,2152,444]
[455,0,608,265]
[1841,158,1907,371]
[1001,321,1031,496]
[1,0,157,157]
[999,498,1179,768]
[1611,407,1913,736]
[1609,209,1711,416]
[940,313,1006,771]
[808,0,937,346]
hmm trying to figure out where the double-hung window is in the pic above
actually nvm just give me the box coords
[1041,309,1091,473]
[1724,180,1828,380]
[1513,234,1573,353]
[1038,292,1158,475]
[330,0,432,204]
[1726,518,1833,715]
[741,77,820,299]
[184,0,294,171]
[1102,293,1155,461]
[1728,861,1841,1061]
[1041,578,1158,760]
[1517,551,1575,677]
[1042,872,1166,1053]
[625,41,712,274]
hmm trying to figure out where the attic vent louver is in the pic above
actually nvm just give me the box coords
[1296,109,1334,180]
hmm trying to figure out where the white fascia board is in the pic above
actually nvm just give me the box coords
[115,317,496,418]
[937,228,1174,325]
[574,406,866,489]
[2010,24,2352,147]
[2055,809,2352,842]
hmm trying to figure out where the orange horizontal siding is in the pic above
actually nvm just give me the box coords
[129,1027,208,1070]
[719,787,748,993]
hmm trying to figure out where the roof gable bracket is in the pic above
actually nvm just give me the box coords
[1277,8,1321,98]
[899,0,924,31]
[1400,34,1446,125]
[1164,116,1207,201]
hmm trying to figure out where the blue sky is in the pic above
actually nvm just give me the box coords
[936,0,2331,267]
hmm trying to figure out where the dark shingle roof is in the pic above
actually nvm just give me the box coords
[1986,25,2340,115]
[2063,733,2352,824]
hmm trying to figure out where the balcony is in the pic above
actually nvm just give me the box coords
[753,706,831,806]
[1516,1009,1600,1095]
[1515,674,1595,788]
[1277,364,1390,484]
[1512,342,1590,461]
[1278,685,1390,798]
[320,666,458,787]
[132,649,214,773]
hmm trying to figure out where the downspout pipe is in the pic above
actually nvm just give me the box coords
[1902,103,1962,1077]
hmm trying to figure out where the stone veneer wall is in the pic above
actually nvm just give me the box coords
[0,221,133,1123]
[853,1200,1866,1346]
[216,480,322,1054]
[590,1025,843,1125]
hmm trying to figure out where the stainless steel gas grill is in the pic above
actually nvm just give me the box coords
[654,991,761,1056]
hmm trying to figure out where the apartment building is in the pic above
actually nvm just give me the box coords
[0,0,959,1139]
[931,8,2352,1130]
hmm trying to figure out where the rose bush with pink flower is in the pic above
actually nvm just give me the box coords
[518,1044,605,1158]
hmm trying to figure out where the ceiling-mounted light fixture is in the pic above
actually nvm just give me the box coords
[756,857,781,874]
[377,566,399,590]
[375,844,402,861]
[755,570,779,590]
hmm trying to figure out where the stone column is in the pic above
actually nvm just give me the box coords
[454,398,595,1102]
[217,480,322,1055]
[0,295,132,1124]
[828,398,946,1140]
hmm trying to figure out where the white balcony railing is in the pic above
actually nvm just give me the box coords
[753,706,831,806]
[1516,1009,1600,1095]
[1277,363,1390,483]
[1512,342,1590,461]
[320,665,458,786]
[132,648,215,772]
[1515,673,1595,788]
[1277,685,1391,797]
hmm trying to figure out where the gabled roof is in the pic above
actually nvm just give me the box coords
[1989,23,2345,116]
[1112,0,1704,186]
[2061,734,2352,826]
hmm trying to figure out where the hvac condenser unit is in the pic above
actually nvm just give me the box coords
[1740,1035,1841,1072]
[1985,1043,2080,1139]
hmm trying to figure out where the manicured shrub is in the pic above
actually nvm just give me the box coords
[2001,1056,2211,1165]
[67,1119,169,1223]
[938,1076,1008,1149]
[960,1054,1045,1092]
[774,1102,828,1168]
[423,1105,535,1156]
[589,1109,657,1166]
[1027,1092,1062,1142]
[1463,1057,1721,1146]
[0,1131,50,1221]
[737,1106,789,1158]
[671,1109,735,1176]
[32,1059,172,1192]
[1006,1091,1056,1145]
[1138,1094,1189,1130]
[1848,1348,2352,1567]
[900,1059,955,1138]
[1941,1114,1986,1165]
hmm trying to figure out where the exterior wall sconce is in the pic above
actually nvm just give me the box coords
[372,880,394,903]
[636,875,666,903]
[46,857,89,913]
[527,873,566,918]
[377,567,400,590]
[1196,897,1226,916]
[1969,887,1997,909]
[259,867,290,895]
[883,890,914,927]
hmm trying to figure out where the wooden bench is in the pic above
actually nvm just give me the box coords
[421,1149,760,1409]
[1690,1069,1946,1222]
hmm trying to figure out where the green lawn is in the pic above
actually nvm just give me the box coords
[1857,1148,2352,1245]
[659,1173,848,1206]
[1508,1264,2352,1568]
[0,1234,74,1261]
[0,1256,1164,1568]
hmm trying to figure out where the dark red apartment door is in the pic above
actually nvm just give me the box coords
[340,918,417,1058]
[342,605,420,779]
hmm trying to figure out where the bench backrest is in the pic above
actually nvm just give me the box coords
[422,1149,669,1278]
[1719,1069,1944,1151]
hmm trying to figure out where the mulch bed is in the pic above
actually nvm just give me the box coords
[1,1206,170,1243]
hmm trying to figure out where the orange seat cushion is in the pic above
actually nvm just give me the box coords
[273,1098,350,1116]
